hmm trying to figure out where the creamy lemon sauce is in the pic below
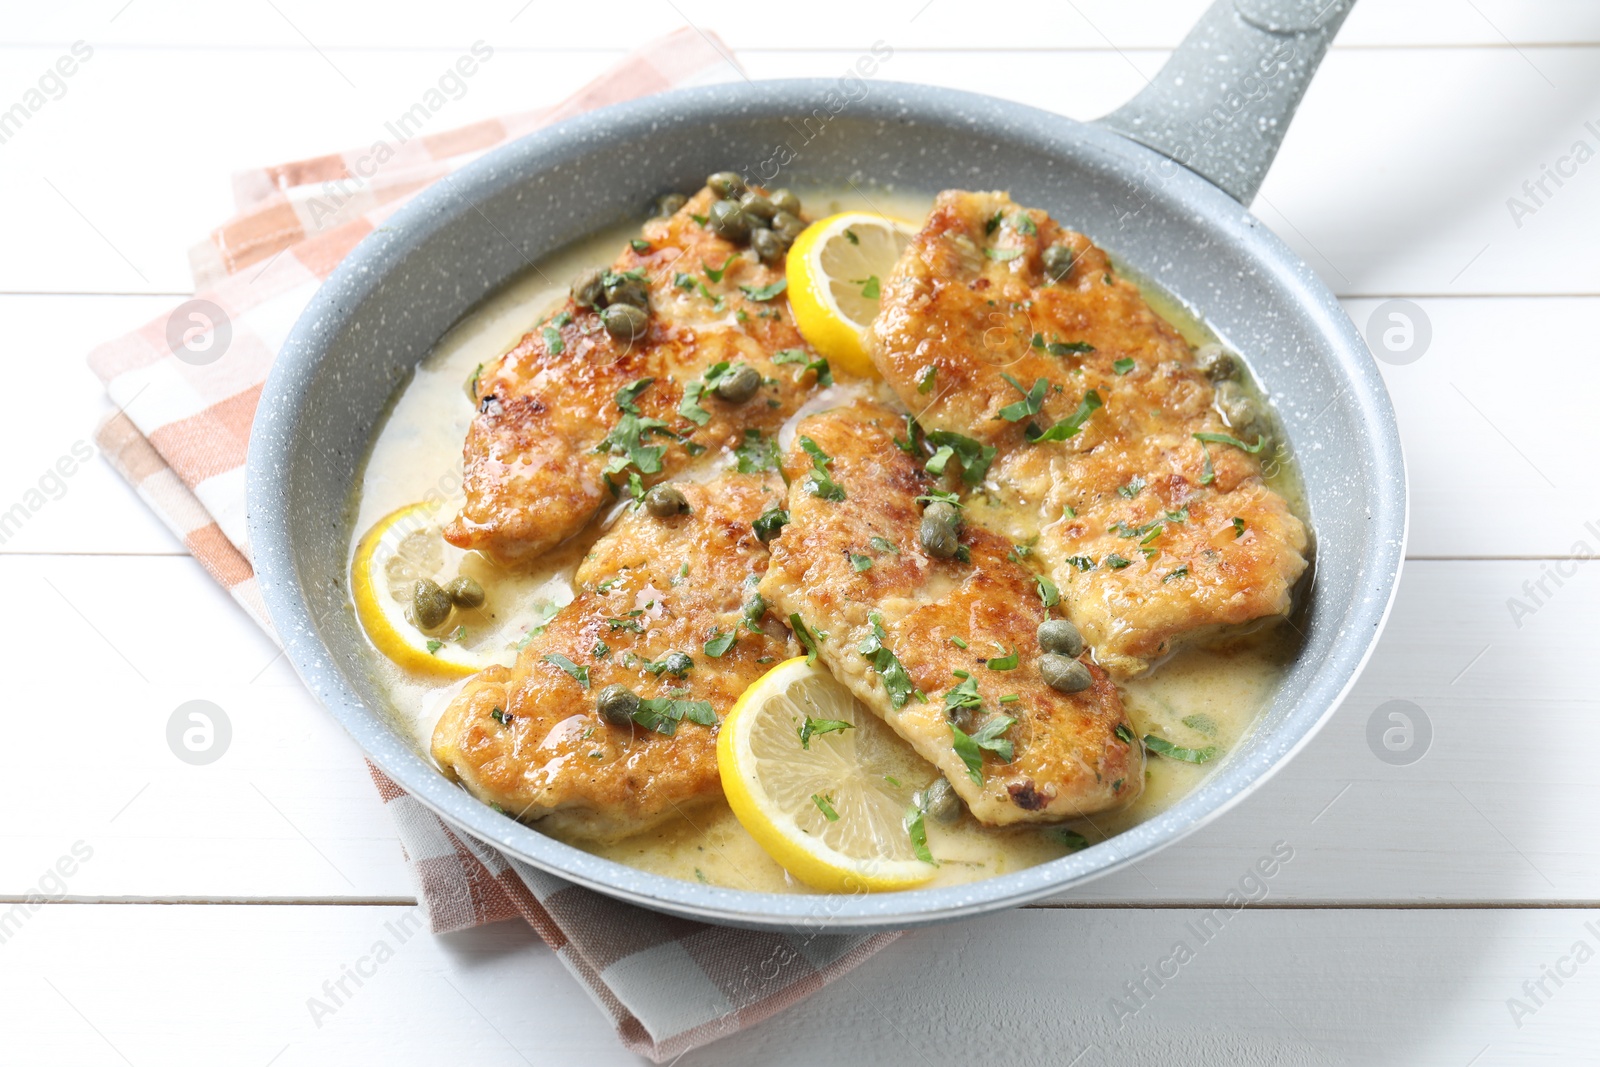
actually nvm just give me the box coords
[351,185,1306,894]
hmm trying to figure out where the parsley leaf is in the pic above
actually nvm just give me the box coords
[734,428,779,473]
[753,506,790,542]
[1064,555,1095,571]
[1027,390,1102,443]
[870,536,899,554]
[799,436,846,501]
[1105,554,1132,569]
[906,803,935,864]
[703,256,736,282]
[1050,828,1089,851]
[1183,713,1218,736]
[1194,431,1266,453]
[1113,358,1135,375]
[789,613,822,665]
[916,364,937,394]
[924,430,996,485]
[858,275,880,299]
[542,325,564,355]
[986,646,1020,671]
[1015,213,1037,236]
[1118,475,1146,499]
[633,696,716,736]
[740,278,788,301]
[772,348,833,386]
[858,612,917,708]
[812,793,840,821]
[985,211,1003,236]
[542,653,589,689]
[631,238,651,253]
[641,651,693,677]
[997,374,1048,423]
[1232,517,1247,538]
[984,246,1022,262]
[951,714,1017,783]
[915,489,964,509]
[1144,734,1219,764]
[850,553,872,572]
[943,674,984,718]
[799,717,854,749]
[680,361,734,426]
[703,629,737,658]
[1163,565,1189,583]
[596,412,673,476]
[616,378,653,415]
[1035,573,1060,609]
[1032,334,1095,356]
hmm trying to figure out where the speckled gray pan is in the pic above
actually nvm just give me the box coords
[249,0,1402,931]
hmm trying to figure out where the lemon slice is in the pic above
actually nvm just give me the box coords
[718,657,936,892]
[351,502,524,679]
[785,212,917,379]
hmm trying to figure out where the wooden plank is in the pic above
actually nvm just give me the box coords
[3,45,1598,296]
[10,0,1600,50]
[4,556,1594,904]
[0,295,187,555]
[3,903,1596,1064]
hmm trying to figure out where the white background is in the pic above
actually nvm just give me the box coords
[2,1,1598,1063]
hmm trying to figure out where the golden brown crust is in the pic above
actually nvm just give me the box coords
[758,396,1142,825]
[867,190,1309,677]
[432,471,796,840]
[445,188,822,566]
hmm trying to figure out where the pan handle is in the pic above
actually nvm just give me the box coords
[1095,0,1356,205]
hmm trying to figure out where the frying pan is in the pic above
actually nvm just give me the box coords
[248,0,1405,931]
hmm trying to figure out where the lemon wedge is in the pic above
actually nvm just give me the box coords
[785,212,917,379]
[351,501,521,679]
[718,657,936,893]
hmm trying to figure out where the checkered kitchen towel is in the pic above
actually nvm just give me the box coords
[87,30,898,1063]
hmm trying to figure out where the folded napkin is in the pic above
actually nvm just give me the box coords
[88,30,898,1062]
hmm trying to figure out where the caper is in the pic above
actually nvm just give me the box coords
[1037,618,1084,658]
[601,303,648,341]
[946,703,974,733]
[644,483,688,517]
[738,191,779,222]
[1040,653,1093,693]
[603,275,649,311]
[750,226,785,265]
[768,188,801,216]
[771,210,805,241]
[714,363,762,403]
[1195,343,1238,382]
[654,192,688,217]
[916,777,963,823]
[919,501,962,559]
[443,576,486,609]
[707,199,752,242]
[1042,244,1076,282]
[411,578,453,630]
[571,267,606,308]
[596,684,640,727]
[707,171,747,199]
[1215,381,1268,442]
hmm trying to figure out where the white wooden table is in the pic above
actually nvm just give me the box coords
[4,3,1598,1062]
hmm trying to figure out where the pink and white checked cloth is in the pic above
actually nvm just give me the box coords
[88,30,898,1062]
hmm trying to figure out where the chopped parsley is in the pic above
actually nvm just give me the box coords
[985,211,1003,236]
[1050,828,1089,851]
[1064,555,1096,571]
[606,615,645,633]
[1113,358,1136,375]
[641,651,693,677]
[681,361,741,425]
[1118,475,1146,499]
[943,674,984,718]
[1232,517,1247,538]
[843,228,859,244]
[633,696,716,736]
[702,256,736,282]
[984,246,1022,261]
[1194,431,1265,486]
[1015,213,1037,236]
[425,639,443,654]
[997,374,1048,423]
[915,489,964,509]
[1027,390,1102,443]
[1183,713,1218,736]
[631,238,651,253]
[542,653,589,689]
[850,553,873,572]
[753,506,790,542]
[925,430,997,485]
[951,715,1017,784]
[542,325,565,354]
[870,536,899,554]
[916,364,938,394]
[1114,723,1135,745]
[515,601,564,648]
[616,378,653,415]
[596,411,673,478]
[812,794,840,821]
[1105,554,1132,569]
[490,706,511,726]
[1144,734,1219,764]
[906,803,935,864]
[772,347,833,386]
[703,628,737,658]
[798,436,846,501]
[1032,334,1095,356]
[1163,565,1189,583]
[740,278,788,301]
[735,428,779,473]
[986,646,1020,671]
[789,612,823,665]
[858,612,917,708]
[798,717,854,749]
[858,275,881,299]
[740,591,768,631]
[1035,573,1060,609]
[949,636,969,649]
